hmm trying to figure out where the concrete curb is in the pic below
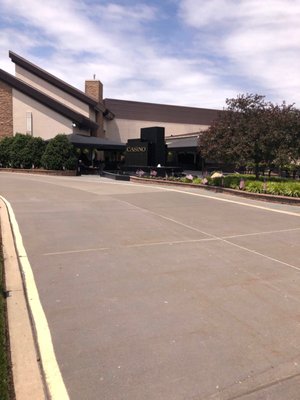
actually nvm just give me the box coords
[0,198,47,399]
[0,168,76,176]
[130,176,300,206]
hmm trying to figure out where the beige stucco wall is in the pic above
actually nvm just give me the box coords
[104,118,210,142]
[12,89,74,139]
[15,65,94,119]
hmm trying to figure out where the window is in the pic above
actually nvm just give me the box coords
[26,112,32,135]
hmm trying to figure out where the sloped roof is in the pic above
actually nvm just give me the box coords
[9,51,99,108]
[0,69,99,131]
[104,98,222,125]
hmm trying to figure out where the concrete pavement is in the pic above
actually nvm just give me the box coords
[1,172,300,399]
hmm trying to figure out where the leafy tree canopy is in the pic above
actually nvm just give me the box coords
[19,136,46,168]
[199,94,300,178]
[41,134,77,170]
[9,133,32,168]
[0,134,47,168]
[0,136,15,167]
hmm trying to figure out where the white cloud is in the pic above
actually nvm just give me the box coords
[179,0,300,105]
[179,0,300,29]
[0,0,238,108]
[93,3,157,22]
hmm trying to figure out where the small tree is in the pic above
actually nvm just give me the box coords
[0,136,15,167]
[41,134,77,170]
[19,136,46,168]
[9,133,32,168]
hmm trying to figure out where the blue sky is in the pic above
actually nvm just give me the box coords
[1,0,300,109]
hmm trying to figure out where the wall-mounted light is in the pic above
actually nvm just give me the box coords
[72,122,77,128]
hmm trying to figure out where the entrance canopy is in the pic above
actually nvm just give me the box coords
[68,133,126,151]
[166,136,199,151]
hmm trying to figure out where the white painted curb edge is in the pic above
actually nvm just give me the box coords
[0,196,69,400]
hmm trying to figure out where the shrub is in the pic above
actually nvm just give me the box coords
[9,133,32,168]
[41,134,77,170]
[205,173,300,197]
[181,177,193,183]
[0,136,15,167]
[223,175,242,189]
[193,177,202,184]
[207,176,223,186]
[267,181,300,197]
[19,136,46,168]
[245,181,264,193]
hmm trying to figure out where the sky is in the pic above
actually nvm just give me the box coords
[1,0,300,110]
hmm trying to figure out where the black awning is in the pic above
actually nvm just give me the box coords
[166,136,198,150]
[67,134,126,151]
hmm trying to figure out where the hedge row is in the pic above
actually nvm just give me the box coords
[0,134,77,170]
[206,174,300,197]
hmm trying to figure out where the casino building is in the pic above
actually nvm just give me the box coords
[0,51,221,169]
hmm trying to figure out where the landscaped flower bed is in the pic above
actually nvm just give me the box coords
[138,172,300,198]
[206,174,300,197]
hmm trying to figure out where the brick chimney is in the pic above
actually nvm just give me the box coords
[85,80,103,103]
[85,79,104,137]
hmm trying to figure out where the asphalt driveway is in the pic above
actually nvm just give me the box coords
[1,172,300,400]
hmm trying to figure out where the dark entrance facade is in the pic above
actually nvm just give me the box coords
[124,127,182,176]
[166,135,203,170]
[68,133,126,174]
[125,127,166,167]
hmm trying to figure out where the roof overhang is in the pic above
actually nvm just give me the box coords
[9,51,98,107]
[104,98,222,125]
[0,69,99,131]
[67,134,126,150]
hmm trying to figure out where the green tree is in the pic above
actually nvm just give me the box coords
[41,134,77,170]
[10,134,33,168]
[270,104,300,176]
[19,136,46,168]
[199,94,299,179]
[0,136,15,167]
